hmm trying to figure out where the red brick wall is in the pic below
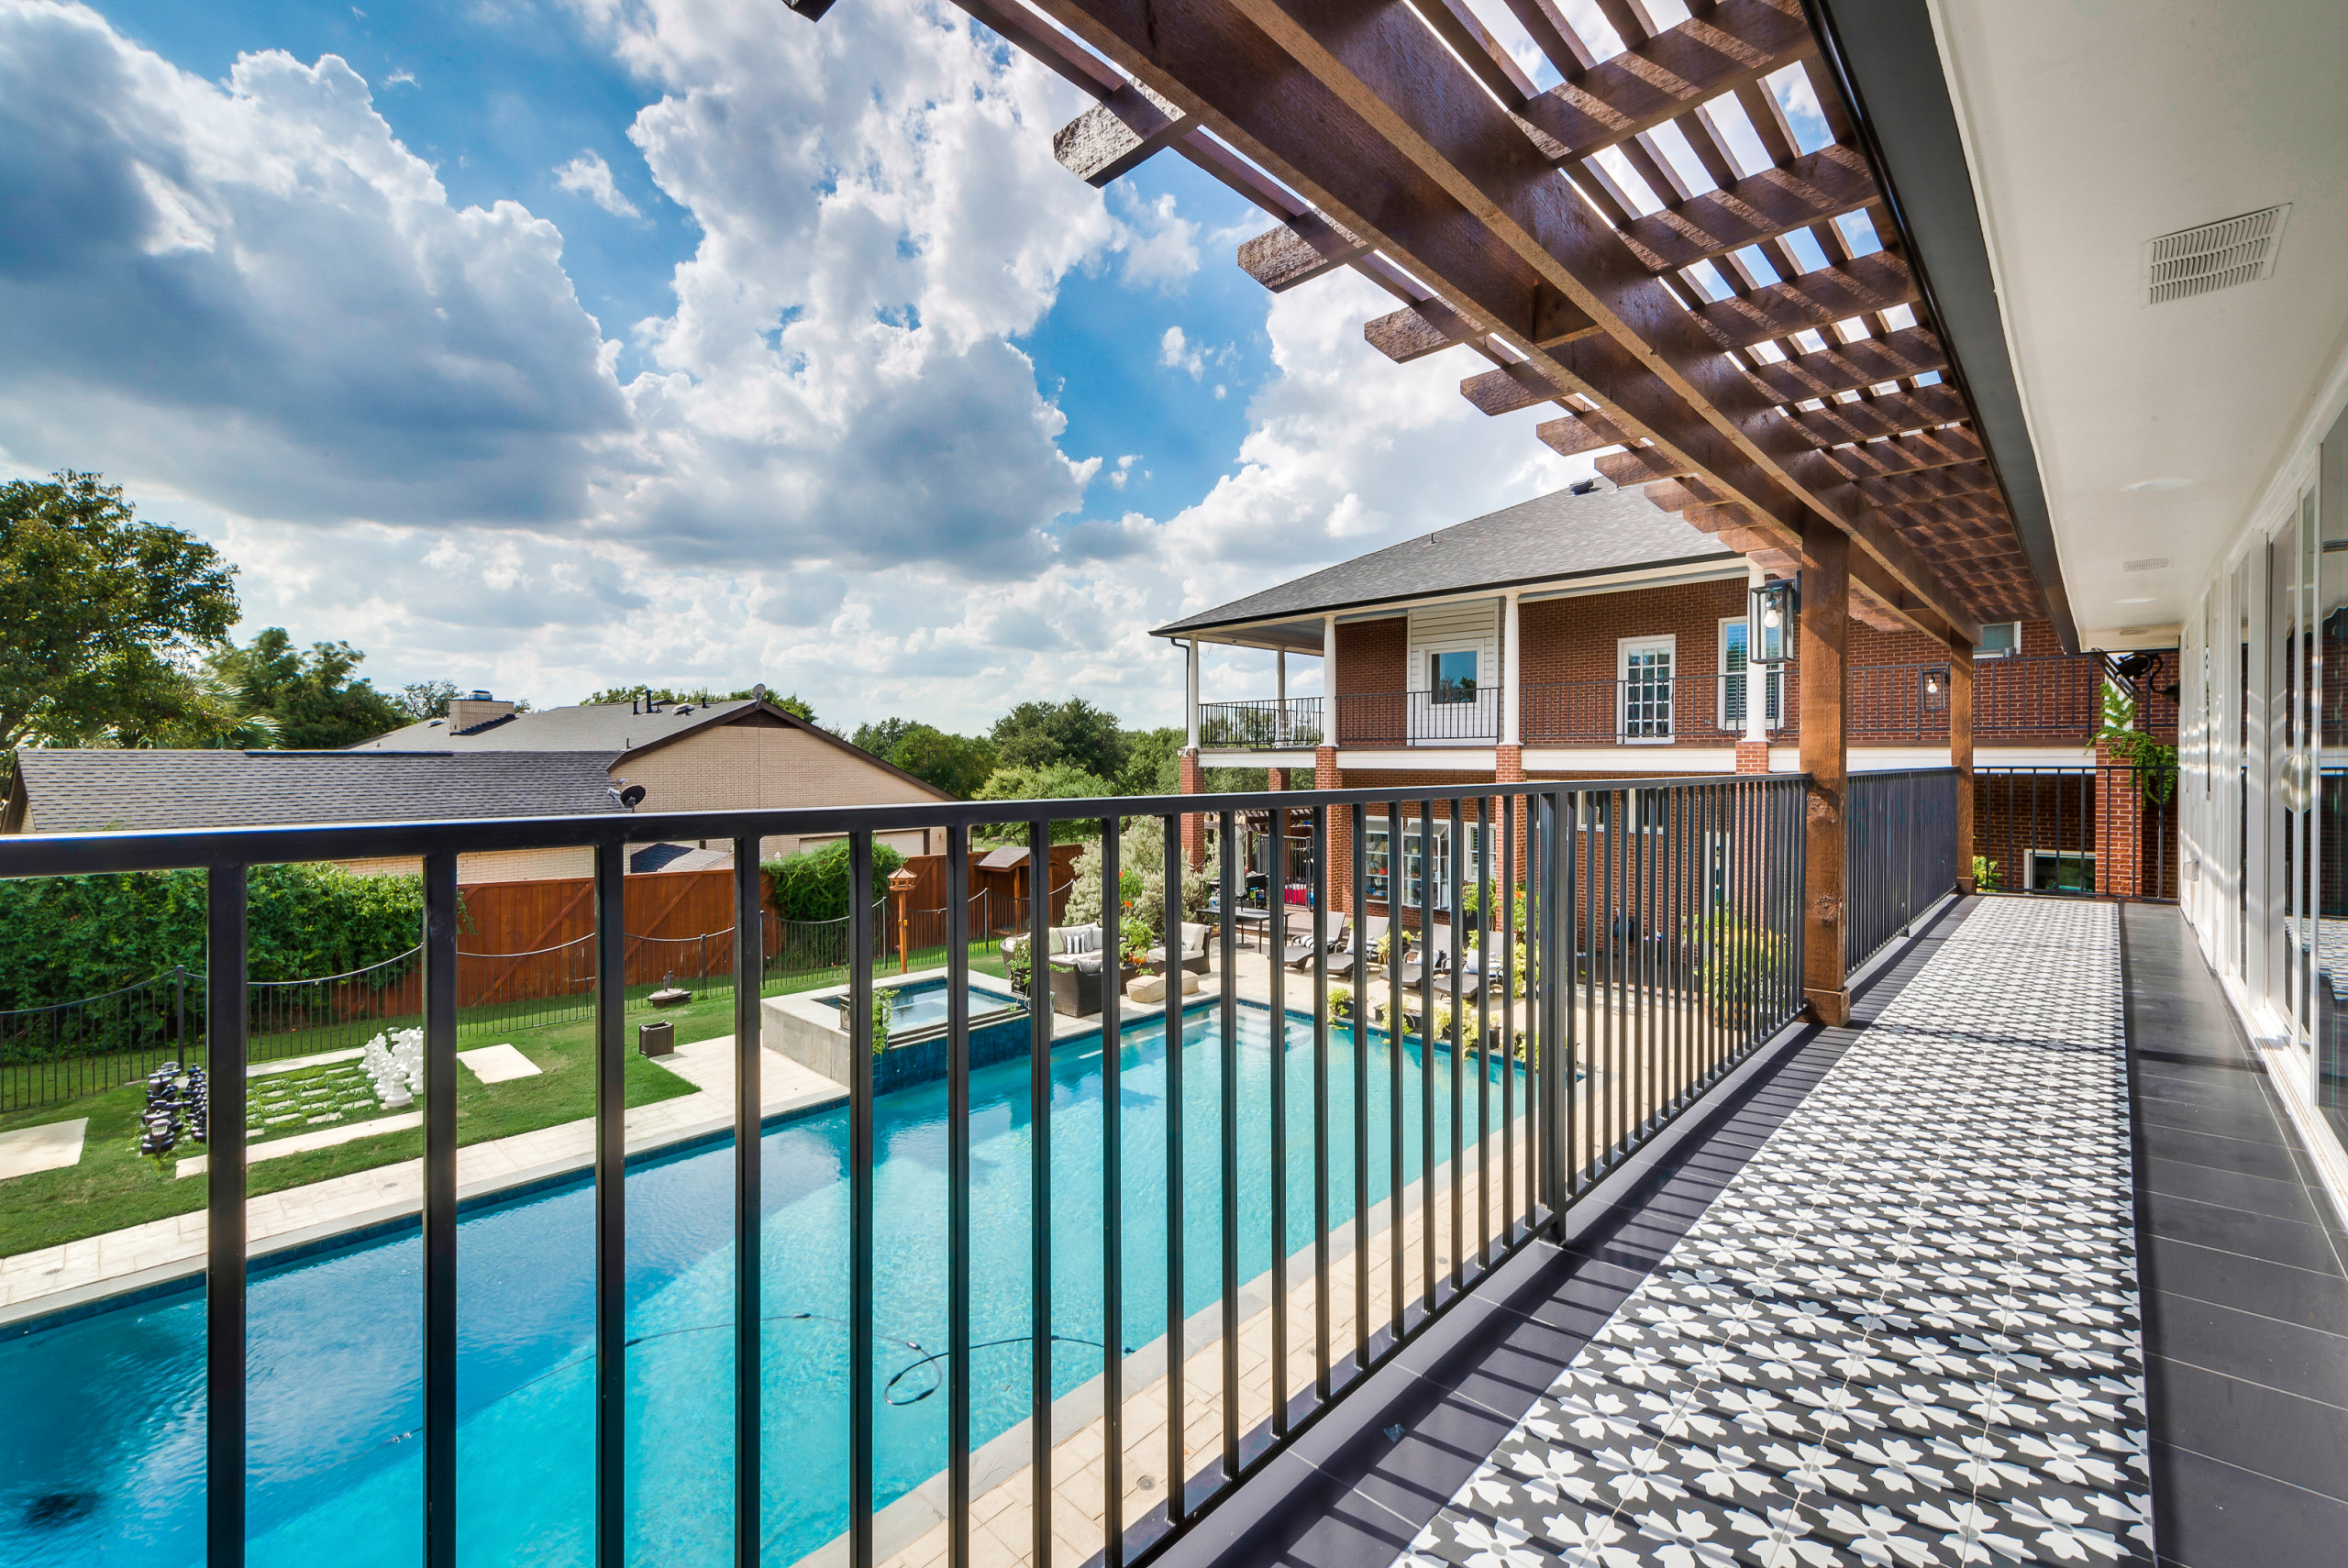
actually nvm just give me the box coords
[1336,618,1407,694]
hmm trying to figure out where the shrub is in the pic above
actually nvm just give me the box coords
[0,863,428,1010]
[761,840,907,922]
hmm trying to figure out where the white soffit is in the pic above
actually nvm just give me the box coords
[1929,0,2348,643]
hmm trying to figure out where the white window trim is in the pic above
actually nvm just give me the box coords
[1618,634,1677,744]
[1421,641,1483,701]
[1715,616,1787,734]
[1976,621,2022,658]
[1362,816,1483,910]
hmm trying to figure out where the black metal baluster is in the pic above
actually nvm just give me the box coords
[1161,813,1186,1527]
[1311,805,1332,1405]
[1388,799,1404,1346]
[1217,810,1240,1484]
[1475,796,1491,1271]
[206,867,249,1568]
[1100,819,1124,1568]
[1501,793,1515,1242]
[593,841,627,1568]
[1418,798,1435,1314]
[732,837,766,1568]
[423,851,459,1568]
[1446,798,1464,1295]
[1350,802,1371,1373]
[1024,821,1052,1567]
[1268,803,1289,1440]
[947,826,973,1568]
[848,834,878,1568]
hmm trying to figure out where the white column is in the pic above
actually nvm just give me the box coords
[1324,615,1339,749]
[1501,591,1522,745]
[1744,562,1769,745]
[1185,638,1202,749]
[1276,648,1288,745]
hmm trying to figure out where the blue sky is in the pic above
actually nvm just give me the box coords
[0,0,1612,729]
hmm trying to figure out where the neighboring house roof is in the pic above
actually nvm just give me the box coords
[359,698,760,754]
[1153,483,1734,640]
[355,696,958,803]
[2,749,628,835]
[628,843,734,875]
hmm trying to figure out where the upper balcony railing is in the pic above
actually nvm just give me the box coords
[1197,697,1324,748]
[1202,655,2121,750]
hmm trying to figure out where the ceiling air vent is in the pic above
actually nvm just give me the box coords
[2144,205,2290,304]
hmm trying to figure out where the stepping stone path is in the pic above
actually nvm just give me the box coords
[457,1043,542,1084]
[0,1119,88,1180]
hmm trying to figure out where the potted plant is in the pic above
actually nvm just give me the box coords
[1006,941,1035,999]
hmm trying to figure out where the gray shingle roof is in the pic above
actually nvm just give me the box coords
[8,749,628,834]
[1152,484,1733,637]
[357,698,756,753]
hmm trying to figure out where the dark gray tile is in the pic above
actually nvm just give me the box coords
[2148,1358,2348,1503]
[2142,1156,2326,1222]
[2143,1236,2348,1333]
[2141,1122,2310,1184]
[2134,1095,2303,1147]
[2146,1441,2348,1568]
[2141,1192,2348,1275]
[2152,1298,2348,1408]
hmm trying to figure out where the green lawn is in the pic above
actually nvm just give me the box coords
[0,944,1005,1262]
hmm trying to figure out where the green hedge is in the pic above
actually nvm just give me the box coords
[760,840,908,922]
[0,864,426,1011]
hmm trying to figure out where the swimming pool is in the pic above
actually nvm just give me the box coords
[0,1004,1523,1567]
[875,974,1017,1033]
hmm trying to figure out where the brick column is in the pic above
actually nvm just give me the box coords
[1267,766,1285,790]
[1180,746,1206,870]
[2095,737,2143,899]
[1733,739,1771,774]
[1314,745,1348,912]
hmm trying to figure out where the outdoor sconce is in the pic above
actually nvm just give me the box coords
[888,865,919,974]
[1924,674,1942,699]
[1750,580,1798,664]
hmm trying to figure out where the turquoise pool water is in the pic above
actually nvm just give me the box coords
[877,975,1016,1032]
[0,1004,1523,1567]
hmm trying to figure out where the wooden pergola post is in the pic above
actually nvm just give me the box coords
[1950,644,1977,892]
[1800,529,1852,1025]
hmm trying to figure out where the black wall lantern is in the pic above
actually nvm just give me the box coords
[1750,580,1798,666]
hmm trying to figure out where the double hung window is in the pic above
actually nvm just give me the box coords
[1719,617,1784,730]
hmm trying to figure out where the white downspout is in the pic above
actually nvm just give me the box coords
[1276,647,1288,747]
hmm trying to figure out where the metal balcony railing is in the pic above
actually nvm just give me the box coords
[1196,697,1324,748]
[1331,687,1501,745]
[0,775,1825,1568]
[1519,673,1778,745]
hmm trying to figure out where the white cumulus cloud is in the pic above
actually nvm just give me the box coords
[552,148,642,220]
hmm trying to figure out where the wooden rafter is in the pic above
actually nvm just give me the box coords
[843,0,2047,636]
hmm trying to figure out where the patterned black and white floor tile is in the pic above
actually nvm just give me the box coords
[1396,899,2152,1568]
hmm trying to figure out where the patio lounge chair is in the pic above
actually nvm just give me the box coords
[1145,922,1210,976]
[1281,913,1352,970]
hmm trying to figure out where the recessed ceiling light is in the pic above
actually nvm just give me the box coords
[2118,597,2156,604]
[2124,477,2191,492]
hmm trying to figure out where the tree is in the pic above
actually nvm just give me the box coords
[850,717,917,757]
[0,470,239,770]
[1118,725,1184,794]
[208,629,410,749]
[991,698,1125,780]
[973,761,1120,842]
[888,724,998,799]
[583,684,818,723]
[396,680,458,720]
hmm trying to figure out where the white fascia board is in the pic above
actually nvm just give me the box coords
[1520,748,1735,774]
[1196,748,1322,767]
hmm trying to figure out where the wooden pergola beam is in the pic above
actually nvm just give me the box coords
[1054,82,1195,185]
[1035,0,1977,643]
[1822,426,1988,479]
[1747,326,1947,402]
[1616,146,1879,273]
[1855,460,2001,506]
[1787,386,1968,445]
[1690,253,1919,350]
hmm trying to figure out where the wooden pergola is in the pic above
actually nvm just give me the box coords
[790,0,2060,1021]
